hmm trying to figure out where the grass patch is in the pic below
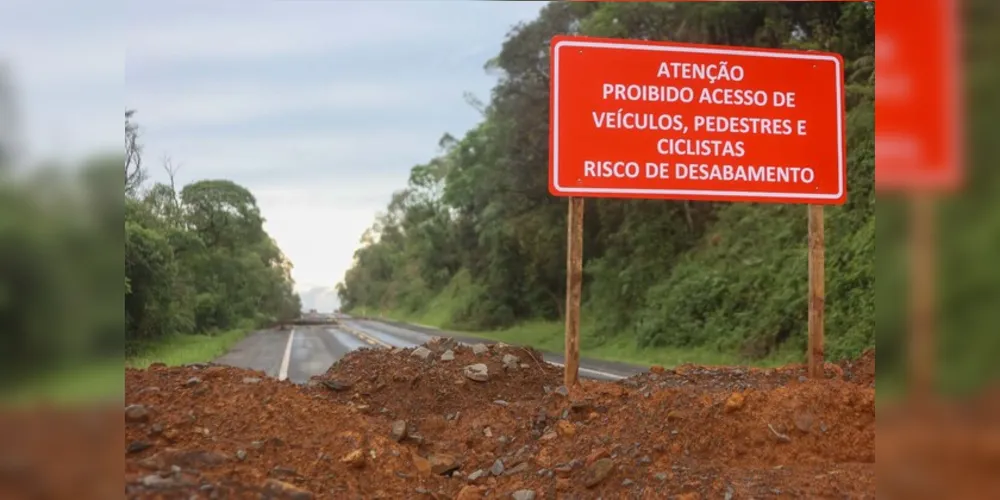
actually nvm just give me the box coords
[126,328,251,369]
[452,320,800,368]
[356,305,799,369]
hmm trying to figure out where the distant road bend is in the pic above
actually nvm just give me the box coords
[214,316,646,384]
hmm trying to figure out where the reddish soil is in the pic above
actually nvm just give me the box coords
[123,342,875,499]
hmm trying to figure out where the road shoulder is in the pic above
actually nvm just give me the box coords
[355,317,650,379]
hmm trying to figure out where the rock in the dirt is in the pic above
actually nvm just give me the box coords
[472,344,489,356]
[441,350,455,361]
[583,458,615,488]
[502,354,520,370]
[125,404,151,423]
[263,478,314,499]
[512,490,536,500]
[586,448,610,466]
[141,474,175,487]
[467,469,486,482]
[794,412,815,433]
[322,380,352,391]
[490,459,505,476]
[622,478,635,486]
[554,386,570,397]
[127,441,152,454]
[724,392,745,412]
[463,363,489,382]
[236,450,247,461]
[341,449,366,468]
[556,420,576,437]
[654,472,668,482]
[429,453,461,475]
[391,420,408,441]
[242,377,261,384]
[504,462,529,476]
[427,336,456,351]
[184,377,201,387]
[139,449,228,470]
[457,485,486,500]
[411,347,432,360]
[270,466,298,478]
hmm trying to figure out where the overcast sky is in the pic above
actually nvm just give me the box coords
[1,0,546,300]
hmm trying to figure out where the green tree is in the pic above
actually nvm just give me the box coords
[123,112,302,352]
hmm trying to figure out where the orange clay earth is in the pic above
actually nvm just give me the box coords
[124,340,875,499]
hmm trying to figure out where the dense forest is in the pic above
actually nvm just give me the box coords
[124,110,302,353]
[337,2,876,362]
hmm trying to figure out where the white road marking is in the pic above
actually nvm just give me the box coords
[337,324,392,348]
[349,320,630,381]
[544,360,626,381]
[278,328,296,381]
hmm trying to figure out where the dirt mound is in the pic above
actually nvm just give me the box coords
[122,348,876,499]
[839,348,875,387]
[307,341,563,421]
[124,363,425,499]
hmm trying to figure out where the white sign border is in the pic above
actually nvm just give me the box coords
[551,39,845,200]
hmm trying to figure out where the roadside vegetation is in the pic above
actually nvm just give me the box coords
[124,111,302,366]
[125,325,255,369]
[374,311,803,369]
[338,2,876,367]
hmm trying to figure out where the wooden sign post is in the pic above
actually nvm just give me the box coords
[908,195,936,398]
[807,204,825,378]
[564,197,585,387]
[549,35,847,384]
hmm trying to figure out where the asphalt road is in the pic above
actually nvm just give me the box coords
[214,317,648,384]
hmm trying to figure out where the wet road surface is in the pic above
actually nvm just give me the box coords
[214,317,647,384]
